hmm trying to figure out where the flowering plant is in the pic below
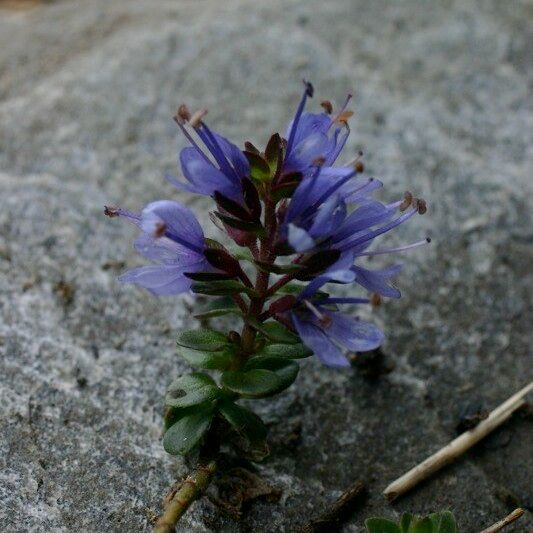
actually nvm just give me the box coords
[106,82,428,530]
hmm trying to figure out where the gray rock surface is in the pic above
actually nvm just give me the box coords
[0,0,531,531]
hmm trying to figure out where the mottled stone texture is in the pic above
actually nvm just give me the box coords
[0,0,531,531]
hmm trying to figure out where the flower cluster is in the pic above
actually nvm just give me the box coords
[106,81,428,368]
[105,83,428,486]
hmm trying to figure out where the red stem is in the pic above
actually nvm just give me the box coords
[238,198,277,361]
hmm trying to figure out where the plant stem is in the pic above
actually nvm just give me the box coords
[239,198,277,361]
[383,381,532,501]
[153,460,216,533]
[266,271,298,297]
[479,508,524,533]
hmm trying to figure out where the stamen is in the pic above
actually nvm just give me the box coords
[175,104,191,123]
[154,222,167,238]
[320,100,333,114]
[356,238,431,257]
[335,110,354,125]
[329,93,353,129]
[305,169,357,215]
[339,207,418,251]
[104,206,119,218]
[353,151,364,173]
[370,293,382,306]
[189,108,208,128]
[416,198,427,215]
[399,191,413,212]
[304,300,332,327]
[104,206,140,221]
[173,118,212,165]
[342,177,376,201]
[197,123,239,181]
[328,124,353,166]
[286,80,314,155]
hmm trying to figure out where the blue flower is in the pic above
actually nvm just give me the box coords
[106,83,429,371]
[290,297,384,368]
[278,85,428,303]
[283,81,352,172]
[107,201,211,295]
[167,106,249,202]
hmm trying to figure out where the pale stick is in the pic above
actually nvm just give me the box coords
[479,508,525,533]
[383,382,533,502]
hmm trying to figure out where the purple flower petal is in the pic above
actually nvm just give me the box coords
[119,265,193,295]
[298,252,357,300]
[287,223,315,252]
[211,132,250,179]
[323,311,384,352]
[141,200,204,250]
[292,312,350,368]
[352,264,402,298]
[180,147,240,199]
[133,234,204,266]
[285,112,330,148]
[308,195,346,238]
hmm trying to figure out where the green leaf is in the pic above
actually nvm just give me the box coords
[400,514,414,533]
[177,329,228,351]
[193,297,241,319]
[264,133,282,168]
[203,238,226,250]
[365,518,402,533]
[163,404,214,455]
[249,320,299,344]
[254,260,303,275]
[176,345,234,370]
[222,369,283,398]
[277,282,330,300]
[192,279,259,297]
[255,343,312,359]
[165,373,221,408]
[244,356,299,387]
[271,182,300,203]
[367,512,457,533]
[218,401,268,445]
[428,512,456,533]
[276,282,306,294]
[407,517,433,533]
[226,246,254,262]
[244,150,272,181]
[221,357,299,398]
[215,211,265,235]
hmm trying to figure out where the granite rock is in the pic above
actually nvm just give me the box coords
[0,0,531,531]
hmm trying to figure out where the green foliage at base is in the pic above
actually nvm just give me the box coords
[365,512,457,533]
[165,323,305,457]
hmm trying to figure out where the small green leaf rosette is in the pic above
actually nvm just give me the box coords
[220,320,311,398]
[163,372,221,455]
[218,400,269,459]
[163,324,312,460]
[175,329,235,370]
[365,512,457,533]
[193,296,241,320]
[164,325,313,457]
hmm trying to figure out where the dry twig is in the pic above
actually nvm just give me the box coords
[301,481,367,532]
[479,508,525,533]
[153,461,216,533]
[384,382,533,501]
